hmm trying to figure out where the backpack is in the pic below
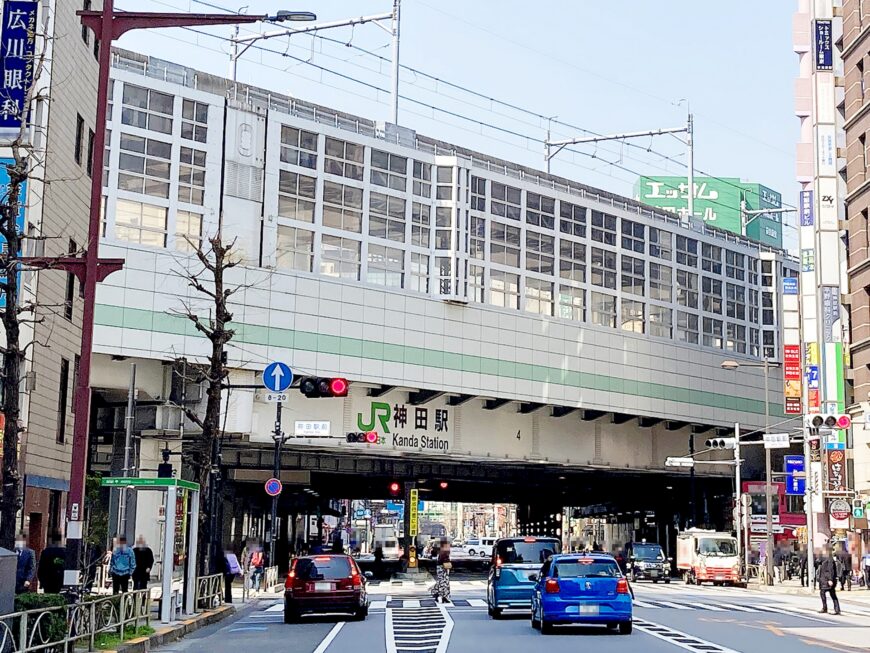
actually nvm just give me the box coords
[251,551,263,567]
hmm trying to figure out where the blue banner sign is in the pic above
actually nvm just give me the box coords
[800,190,814,226]
[0,1,37,135]
[815,19,833,71]
[782,277,798,295]
[784,455,806,496]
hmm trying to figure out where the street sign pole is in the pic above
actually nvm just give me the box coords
[734,422,742,573]
[804,426,816,591]
[262,362,293,567]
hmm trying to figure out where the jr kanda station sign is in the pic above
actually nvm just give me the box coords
[352,400,452,453]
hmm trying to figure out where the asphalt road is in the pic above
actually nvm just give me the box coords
[161,577,870,653]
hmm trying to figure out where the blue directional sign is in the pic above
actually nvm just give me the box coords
[263,362,293,392]
[784,455,806,496]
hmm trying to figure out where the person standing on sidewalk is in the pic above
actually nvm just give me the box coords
[110,536,137,594]
[799,544,809,588]
[818,544,841,615]
[836,543,852,591]
[862,549,870,588]
[132,536,154,590]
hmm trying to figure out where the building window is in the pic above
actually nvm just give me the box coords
[410,253,429,293]
[490,222,521,267]
[322,181,362,232]
[863,134,868,177]
[320,234,360,279]
[280,126,317,169]
[725,251,745,280]
[64,239,76,320]
[181,99,208,143]
[749,328,760,357]
[590,292,616,328]
[178,146,207,206]
[621,255,645,296]
[559,201,586,237]
[649,304,672,339]
[324,137,364,180]
[525,278,553,316]
[275,225,314,272]
[86,129,95,177]
[490,269,520,309]
[371,149,407,191]
[411,202,430,247]
[277,169,316,222]
[761,260,774,286]
[677,269,698,308]
[701,242,722,274]
[467,264,484,302]
[675,235,698,267]
[762,291,774,325]
[590,210,617,245]
[726,283,746,320]
[590,247,617,289]
[57,358,70,444]
[621,219,644,253]
[763,330,776,359]
[702,276,723,314]
[649,262,672,302]
[621,300,645,333]
[82,0,91,43]
[469,215,485,260]
[676,311,699,344]
[436,257,453,294]
[117,132,171,198]
[413,161,431,197]
[369,192,406,242]
[559,240,585,283]
[434,207,453,250]
[436,166,453,200]
[749,289,759,323]
[526,231,554,274]
[526,193,555,229]
[748,258,759,284]
[176,211,202,253]
[471,176,486,211]
[726,323,747,353]
[74,114,84,164]
[702,316,723,348]
[649,227,672,260]
[121,83,173,134]
[115,199,168,247]
[558,286,584,321]
[491,182,521,220]
[367,243,404,287]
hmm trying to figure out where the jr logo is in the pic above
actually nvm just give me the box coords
[358,402,390,433]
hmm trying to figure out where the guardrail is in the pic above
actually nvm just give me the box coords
[195,574,224,610]
[263,566,280,591]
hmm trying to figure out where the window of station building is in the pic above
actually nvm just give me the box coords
[676,311,699,344]
[121,84,173,134]
[320,234,361,280]
[175,210,202,253]
[725,250,745,280]
[621,255,645,296]
[590,247,616,289]
[171,149,204,208]
[436,166,453,200]
[675,235,698,267]
[436,257,453,295]
[559,201,586,238]
[278,169,316,223]
[322,181,363,233]
[559,240,585,283]
[115,198,168,247]
[490,269,520,310]
[761,260,774,286]
[726,323,747,354]
[763,330,776,359]
[471,176,486,211]
[367,243,404,287]
[525,277,554,316]
[701,242,722,274]
[369,192,406,242]
[590,210,617,245]
[649,305,672,339]
[762,291,774,325]
[411,202,431,247]
[621,300,645,333]
[702,277,722,314]
[468,263,484,302]
[469,215,486,260]
[526,231,554,274]
[558,286,584,321]
[181,99,208,143]
[434,207,454,250]
[590,291,616,328]
[526,193,555,229]
[324,137,364,180]
[276,224,314,272]
[413,161,432,197]
[702,316,723,348]
[726,283,746,320]
[649,227,672,260]
[748,258,759,285]
[749,328,760,357]
[280,125,317,170]
[621,219,644,253]
[490,222,521,267]
[649,262,672,302]
[676,269,698,308]
[749,289,759,323]
[410,252,430,293]
[117,133,171,198]
[371,149,407,191]
[491,182,521,220]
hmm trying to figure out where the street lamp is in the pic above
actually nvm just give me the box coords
[721,358,780,585]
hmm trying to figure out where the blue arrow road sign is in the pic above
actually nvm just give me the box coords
[784,455,806,496]
[263,362,293,392]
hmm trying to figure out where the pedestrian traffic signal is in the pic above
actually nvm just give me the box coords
[299,376,349,398]
[806,414,851,429]
[389,481,402,497]
[346,431,379,444]
[705,437,737,450]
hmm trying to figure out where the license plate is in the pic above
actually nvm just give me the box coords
[314,582,333,592]
[579,605,598,614]
[715,575,724,580]
[649,570,659,577]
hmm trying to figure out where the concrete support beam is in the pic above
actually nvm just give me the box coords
[447,394,475,406]
[519,402,545,414]
[408,389,445,405]
[550,406,577,418]
[610,413,634,425]
[368,385,395,397]
[483,398,511,410]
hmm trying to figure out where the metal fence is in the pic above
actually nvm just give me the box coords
[195,574,224,610]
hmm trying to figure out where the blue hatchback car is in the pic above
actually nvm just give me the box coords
[487,537,561,618]
[530,553,633,635]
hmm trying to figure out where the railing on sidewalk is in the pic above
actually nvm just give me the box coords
[195,574,224,610]
[264,566,280,591]
[0,590,150,653]
[240,566,281,602]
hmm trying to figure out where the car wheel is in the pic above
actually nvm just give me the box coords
[652,579,658,584]
[619,621,633,635]
[531,605,541,630]
[665,578,671,585]
[491,607,503,620]
[468,549,476,556]
[541,618,554,635]
[353,606,367,621]
[606,623,618,631]
[480,551,488,558]
[283,603,299,624]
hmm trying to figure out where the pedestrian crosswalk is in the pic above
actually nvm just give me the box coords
[633,598,870,619]
[371,598,488,611]
[387,607,453,653]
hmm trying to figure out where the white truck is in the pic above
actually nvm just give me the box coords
[676,529,745,587]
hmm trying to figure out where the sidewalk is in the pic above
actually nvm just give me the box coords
[747,578,870,604]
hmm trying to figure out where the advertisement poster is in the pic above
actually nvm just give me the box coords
[814,19,833,71]
[800,190,814,226]
[826,449,847,493]
[783,344,802,414]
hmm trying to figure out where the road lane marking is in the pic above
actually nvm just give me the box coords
[633,599,659,608]
[467,599,487,607]
[312,622,345,653]
[633,618,743,653]
[265,603,283,612]
[371,600,387,609]
[435,604,453,653]
[715,602,761,612]
[227,627,268,632]
[652,600,693,610]
[693,603,728,611]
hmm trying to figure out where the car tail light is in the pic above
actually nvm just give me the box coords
[545,579,560,594]
[616,578,630,594]
[495,556,502,568]
[350,564,362,587]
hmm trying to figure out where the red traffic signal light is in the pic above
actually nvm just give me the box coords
[808,414,852,429]
[346,431,379,444]
[365,431,379,444]
[389,482,401,496]
[300,376,349,398]
[330,377,349,396]
[439,481,449,489]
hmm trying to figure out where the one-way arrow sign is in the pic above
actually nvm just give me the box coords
[263,362,293,393]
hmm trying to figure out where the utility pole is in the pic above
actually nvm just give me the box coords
[734,422,742,567]
[118,364,136,540]
[804,423,817,590]
[269,400,284,566]
[390,0,401,124]
[686,111,694,221]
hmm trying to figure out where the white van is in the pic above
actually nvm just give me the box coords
[464,537,496,557]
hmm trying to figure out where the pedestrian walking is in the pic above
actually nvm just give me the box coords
[14,532,35,594]
[818,544,841,615]
[862,550,870,589]
[430,538,452,604]
[836,543,852,591]
[249,545,264,592]
[224,549,241,603]
[109,535,137,594]
[799,544,809,588]
[37,534,66,594]
[132,536,154,590]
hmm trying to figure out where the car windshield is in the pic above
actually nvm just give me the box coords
[497,539,561,564]
[555,559,621,578]
[698,538,737,556]
[633,544,665,560]
[295,557,352,580]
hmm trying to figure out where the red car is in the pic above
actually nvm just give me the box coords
[284,555,370,623]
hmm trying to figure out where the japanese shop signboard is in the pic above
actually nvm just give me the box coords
[0,1,37,136]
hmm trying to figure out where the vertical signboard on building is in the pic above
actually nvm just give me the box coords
[782,278,802,414]
[800,190,814,226]
[0,1,38,137]
[814,19,833,71]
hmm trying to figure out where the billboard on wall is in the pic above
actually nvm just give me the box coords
[0,1,38,138]
[814,19,833,71]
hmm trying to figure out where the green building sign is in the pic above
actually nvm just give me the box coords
[634,176,783,249]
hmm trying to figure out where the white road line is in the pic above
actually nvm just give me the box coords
[436,604,454,653]
[634,618,743,653]
[385,607,396,653]
[265,603,283,612]
[404,600,420,608]
[467,599,487,607]
[312,622,345,653]
[632,600,659,608]
[651,600,693,610]
[715,602,761,613]
[371,600,387,610]
[693,603,728,612]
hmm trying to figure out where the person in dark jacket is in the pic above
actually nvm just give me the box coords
[132,536,154,590]
[38,534,66,594]
[14,532,35,594]
[836,543,852,591]
[798,544,809,588]
[818,544,841,615]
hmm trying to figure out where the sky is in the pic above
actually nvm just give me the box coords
[115,0,797,227]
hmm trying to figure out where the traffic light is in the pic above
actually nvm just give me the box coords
[705,437,737,450]
[299,376,349,398]
[805,414,851,430]
[389,481,402,497]
[346,431,379,444]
